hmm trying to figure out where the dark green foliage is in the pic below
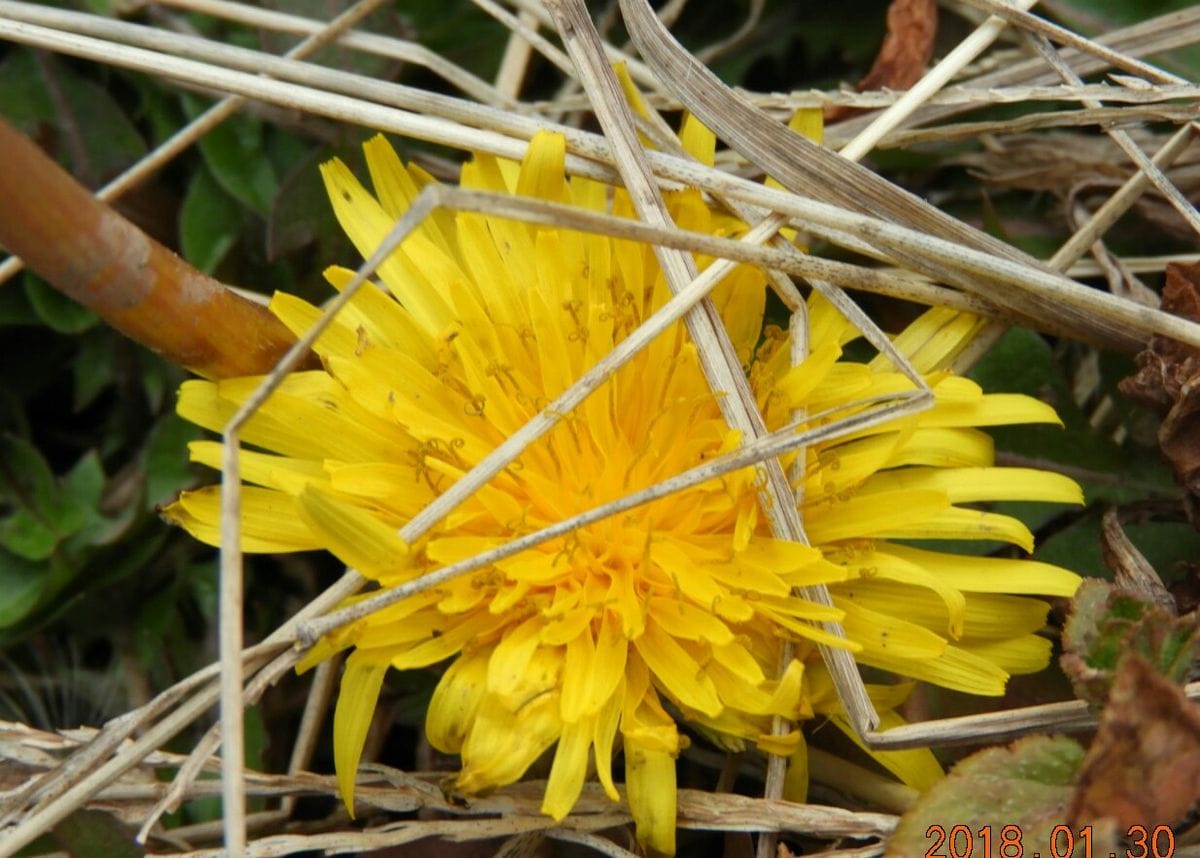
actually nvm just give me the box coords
[50,809,145,858]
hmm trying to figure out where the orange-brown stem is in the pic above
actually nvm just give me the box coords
[0,116,310,380]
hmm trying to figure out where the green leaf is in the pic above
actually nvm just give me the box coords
[60,452,128,553]
[0,435,55,510]
[400,3,510,81]
[1035,510,1105,578]
[73,331,117,413]
[244,703,269,813]
[0,438,112,562]
[969,327,1054,397]
[0,549,50,628]
[244,704,267,770]
[267,147,340,262]
[183,94,277,214]
[23,274,98,335]
[0,52,145,179]
[187,559,218,621]
[972,329,1176,510]
[82,0,119,15]
[180,168,242,274]
[49,63,147,179]
[52,810,144,858]
[0,50,54,130]
[0,435,63,560]
[143,414,202,510]
[265,126,310,179]
[132,78,185,147]
[888,736,1087,857]
[0,388,29,439]
[133,553,210,678]
[138,348,172,414]
[0,278,42,327]
[63,452,104,511]
[88,525,165,590]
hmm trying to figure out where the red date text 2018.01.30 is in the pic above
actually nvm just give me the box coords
[924,824,1176,858]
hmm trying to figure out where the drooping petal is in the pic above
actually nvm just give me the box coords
[625,739,677,855]
[542,717,593,820]
[635,620,722,717]
[187,440,325,494]
[592,676,625,801]
[333,652,390,817]
[459,649,565,792]
[486,614,543,703]
[838,600,948,661]
[296,484,411,577]
[389,613,504,671]
[805,489,949,544]
[871,307,986,374]
[646,595,734,646]
[962,634,1053,674]
[860,466,1083,505]
[163,485,320,552]
[877,507,1036,552]
[362,135,455,257]
[425,649,489,754]
[832,709,943,791]
[888,427,995,468]
[783,736,809,803]
[881,544,1082,596]
[863,642,1011,696]
[322,265,439,365]
[924,391,1064,429]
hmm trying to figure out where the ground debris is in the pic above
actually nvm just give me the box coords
[1120,261,1200,516]
[1068,653,1200,832]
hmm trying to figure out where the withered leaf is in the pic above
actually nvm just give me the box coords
[1119,261,1200,505]
[1122,260,1200,407]
[1068,653,1200,830]
[826,0,937,124]
[1060,579,1200,706]
[1099,507,1175,613]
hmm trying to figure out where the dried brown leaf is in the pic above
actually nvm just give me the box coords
[1068,653,1200,830]
[1120,261,1200,510]
[827,0,938,123]
[1121,261,1200,406]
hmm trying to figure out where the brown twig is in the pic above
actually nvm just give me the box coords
[0,117,305,380]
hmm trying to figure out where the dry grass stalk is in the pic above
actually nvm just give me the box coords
[828,5,1200,144]
[3,721,897,855]
[2,3,1198,347]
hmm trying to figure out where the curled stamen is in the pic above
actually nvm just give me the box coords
[464,394,486,417]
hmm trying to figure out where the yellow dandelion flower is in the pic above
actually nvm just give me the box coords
[164,129,1081,854]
